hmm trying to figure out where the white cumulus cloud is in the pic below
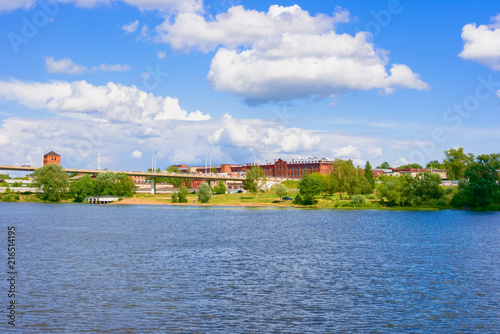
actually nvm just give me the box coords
[332,145,361,159]
[157,5,428,104]
[157,5,341,52]
[459,14,500,71]
[131,150,142,158]
[0,79,211,123]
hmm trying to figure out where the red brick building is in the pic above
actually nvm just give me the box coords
[175,158,336,179]
[43,151,61,166]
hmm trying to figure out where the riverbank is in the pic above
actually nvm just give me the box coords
[3,190,498,211]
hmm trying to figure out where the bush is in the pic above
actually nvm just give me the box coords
[178,186,189,203]
[293,194,302,204]
[450,192,466,208]
[366,194,377,200]
[301,194,315,205]
[445,187,453,195]
[351,194,365,207]
[1,194,19,202]
[171,192,178,203]
[485,204,500,211]
[197,183,212,203]
[436,198,448,207]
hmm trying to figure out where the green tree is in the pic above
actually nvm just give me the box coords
[171,192,178,203]
[453,163,500,209]
[377,162,391,169]
[364,161,375,193]
[197,183,212,203]
[94,172,135,197]
[397,163,423,169]
[340,160,361,200]
[275,183,288,200]
[376,175,403,206]
[323,172,340,197]
[298,172,322,204]
[399,172,444,206]
[310,172,325,196]
[426,160,445,169]
[444,147,474,180]
[243,166,267,197]
[113,173,136,197]
[95,172,118,195]
[69,174,96,202]
[211,167,218,173]
[33,164,69,202]
[213,180,227,194]
[178,186,189,203]
[476,153,500,170]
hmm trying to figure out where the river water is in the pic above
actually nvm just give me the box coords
[1,203,499,333]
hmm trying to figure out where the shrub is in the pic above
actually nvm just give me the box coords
[178,186,189,203]
[450,192,466,208]
[436,198,448,207]
[171,192,178,203]
[197,183,212,203]
[486,204,500,211]
[366,194,377,200]
[351,194,365,207]
[445,187,453,195]
[1,194,19,202]
[301,194,315,205]
[293,194,302,205]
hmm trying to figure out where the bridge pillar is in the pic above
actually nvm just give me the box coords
[151,177,156,194]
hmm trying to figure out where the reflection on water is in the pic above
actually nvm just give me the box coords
[1,203,499,333]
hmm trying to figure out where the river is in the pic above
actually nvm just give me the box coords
[1,203,499,333]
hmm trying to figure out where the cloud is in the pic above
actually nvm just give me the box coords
[157,5,427,104]
[208,38,428,104]
[0,79,211,122]
[368,148,383,158]
[459,14,500,71]
[332,145,362,159]
[45,57,86,75]
[157,51,166,59]
[208,113,321,154]
[45,57,131,74]
[157,5,341,52]
[0,0,203,13]
[497,89,500,98]
[131,150,142,158]
[122,20,139,34]
[60,0,202,12]
[97,64,132,71]
[0,0,36,12]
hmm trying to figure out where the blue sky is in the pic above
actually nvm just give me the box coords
[0,0,499,172]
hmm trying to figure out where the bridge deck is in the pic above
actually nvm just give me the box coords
[0,165,287,182]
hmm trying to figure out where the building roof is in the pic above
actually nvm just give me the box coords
[44,151,60,156]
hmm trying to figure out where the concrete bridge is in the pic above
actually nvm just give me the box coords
[0,165,286,194]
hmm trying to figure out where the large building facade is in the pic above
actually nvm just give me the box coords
[175,158,335,179]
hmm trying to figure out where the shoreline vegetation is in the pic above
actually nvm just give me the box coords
[1,147,499,211]
[1,188,495,212]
